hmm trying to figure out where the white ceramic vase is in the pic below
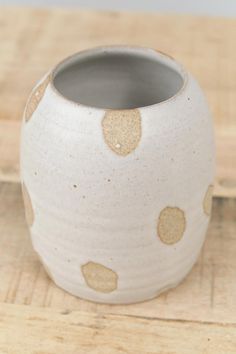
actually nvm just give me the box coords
[21,46,215,304]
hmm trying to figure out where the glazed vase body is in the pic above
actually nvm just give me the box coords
[21,46,215,304]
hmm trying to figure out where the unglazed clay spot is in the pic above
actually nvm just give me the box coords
[203,184,214,216]
[102,109,141,156]
[22,183,34,227]
[158,207,186,244]
[81,261,118,293]
[25,74,51,122]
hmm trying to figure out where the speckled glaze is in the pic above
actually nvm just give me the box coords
[21,46,215,304]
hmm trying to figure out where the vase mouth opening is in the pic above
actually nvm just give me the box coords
[51,46,187,110]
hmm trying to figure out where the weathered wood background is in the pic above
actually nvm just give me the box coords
[0,7,235,353]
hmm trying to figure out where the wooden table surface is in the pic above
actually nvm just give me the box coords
[0,7,236,353]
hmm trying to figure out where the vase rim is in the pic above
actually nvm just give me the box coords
[50,45,189,111]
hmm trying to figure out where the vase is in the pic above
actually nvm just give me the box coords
[21,46,215,304]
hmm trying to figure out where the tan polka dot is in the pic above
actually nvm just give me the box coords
[25,74,51,122]
[22,182,34,227]
[81,261,118,293]
[102,109,141,156]
[158,207,186,245]
[203,184,214,216]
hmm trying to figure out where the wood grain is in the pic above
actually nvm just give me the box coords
[0,120,20,183]
[0,302,236,354]
[0,7,235,127]
[0,8,236,196]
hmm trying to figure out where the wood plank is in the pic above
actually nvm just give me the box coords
[0,120,20,183]
[0,6,235,130]
[0,302,236,354]
[1,7,236,196]
[1,121,235,197]
[215,128,236,197]
[0,182,236,325]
